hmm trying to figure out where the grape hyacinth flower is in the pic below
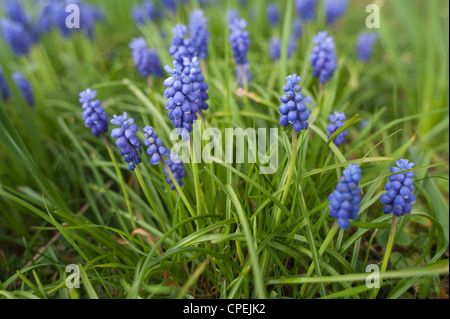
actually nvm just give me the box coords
[79,88,109,137]
[228,11,251,86]
[357,32,378,63]
[182,57,209,111]
[326,111,347,146]
[12,72,34,106]
[310,31,337,84]
[163,59,199,141]
[324,0,348,26]
[380,159,416,216]
[143,126,169,166]
[269,37,282,61]
[131,0,157,24]
[0,19,33,56]
[295,0,318,21]
[189,9,210,60]
[161,0,177,12]
[169,24,196,65]
[3,0,31,28]
[293,18,303,39]
[329,164,362,230]
[279,74,309,133]
[267,3,280,27]
[0,66,10,102]
[110,112,142,171]
[163,152,186,190]
[129,37,163,79]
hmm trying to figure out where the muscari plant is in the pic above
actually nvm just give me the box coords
[228,9,251,87]
[0,0,447,301]
[357,31,378,63]
[129,37,164,79]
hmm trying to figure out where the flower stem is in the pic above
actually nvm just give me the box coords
[135,166,166,232]
[274,127,298,226]
[161,158,196,219]
[190,136,202,217]
[370,215,398,299]
[102,133,137,230]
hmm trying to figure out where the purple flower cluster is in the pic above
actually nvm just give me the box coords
[329,164,362,230]
[111,112,142,171]
[182,57,209,111]
[326,111,348,146]
[357,32,378,63]
[12,72,34,106]
[189,9,210,60]
[0,18,33,56]
[143,126,169,166]
[169,24,196,64]
[310,31,337,84]
[163,153,186,190]
[129,37,163,78]
[267,3,280,27]
[79,88,109,137]
[132,0,157,24]
[380,160,416,216]
[279,74,309,133]
[228,10,251,86]
[163,60,199,140]
[269,37,297,61]
[324,0,348,25]
[0,66,11,102]
[295,0,318,21]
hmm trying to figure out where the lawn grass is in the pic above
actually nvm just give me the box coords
[0,0,448,299]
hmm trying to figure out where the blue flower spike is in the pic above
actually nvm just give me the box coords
[163,59,199,141]
[169,24,196,65]
[189,9,210,60]
[326,111,348,146]
[163,152,186,190]
[110,112,142,171]
[279,74,309,133]
[228,10,251,87]
[324,0,348,26]
[143,126,169,166]
[357,32,378,63]
[129,37,163,79]
[380,159,416,217]
[267,3,280,27]
[295,0,318,21]
[182,56,209,111]
[79,88,109,137]
[329,164,362,230]
[310,31,338,84]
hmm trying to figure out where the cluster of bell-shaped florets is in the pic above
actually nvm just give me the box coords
[279,74,309,133]
[163,152,186,190]
[295,0,318,21]
[189,9,210,60]
[380,159,416,216]
[324,0,348,26]
[79,88,109,137]
[182,57,209,111]
[329,164,362,230]
[129,37,164,79]
[310,31,338,84]
[169,24,196,64]
[163,59,199,140]
[327,111,348,146]
[357,32,378,63]
[110,112,142,171]
[228,10,252,86]
[143,126,169,166]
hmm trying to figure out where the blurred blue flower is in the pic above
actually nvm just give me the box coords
[357,32,378,63]
[380,159,416,216]
[0,18,32,56]
[79,88,109,137]
[3,0,31,28]
[111,112,142,171]
[12,72,34,106]
[0,66,10,102]
[189,9,210,60]
[228,10,251,86]
[295,0,318,21]
[324,0,348,25]
[132,0,157,24]
[329,164,362,230]
[279,74,309,133]
[310,31,337,83]
[293,17,303,39]
[163,152,186,190]
[267,3,280,27]
[129,37,164,78]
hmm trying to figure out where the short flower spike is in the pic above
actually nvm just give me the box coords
[329,164,362,230]
[380,159,416,216]
[279,74,309,133]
